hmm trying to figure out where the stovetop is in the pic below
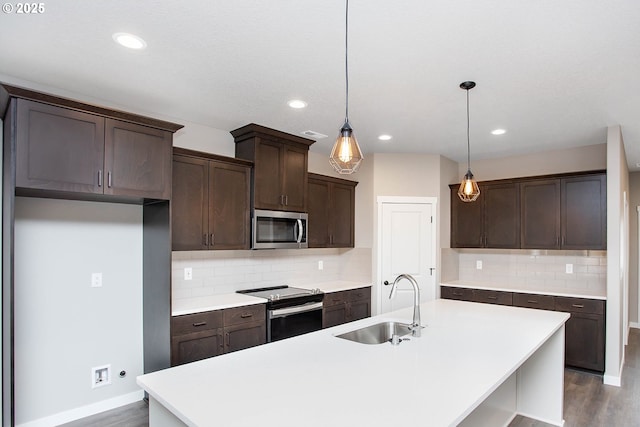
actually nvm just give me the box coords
[237,285,322,302]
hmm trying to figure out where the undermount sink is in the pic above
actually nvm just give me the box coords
[336,321,412,345]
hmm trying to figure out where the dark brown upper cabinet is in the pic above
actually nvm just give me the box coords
[308,173,357,248]
[232,124,314,212]
[452,171,606,250]
[451,182,520,248]
[172,148,251,251]
[521,173,606,250]
[7,85,181,202]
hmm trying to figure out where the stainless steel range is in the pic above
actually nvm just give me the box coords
[237,286,324,342]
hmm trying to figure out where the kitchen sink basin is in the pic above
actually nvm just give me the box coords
[336,321,412,345]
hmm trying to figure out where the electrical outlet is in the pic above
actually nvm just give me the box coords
[476,260,483,270]
[91,365,111,388]
[318,261,324,270]
[566,263,573,274]
[184,267,193,281]
[91,272,102,288]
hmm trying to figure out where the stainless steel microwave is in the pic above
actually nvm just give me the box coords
[252,209,308,249]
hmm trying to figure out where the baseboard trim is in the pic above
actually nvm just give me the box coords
[16,390,144,427]
[603,353,625,387]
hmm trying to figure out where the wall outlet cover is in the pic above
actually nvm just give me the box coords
[476,260,483,270]
[566,263,574,274]
[318,260,324,270]
[91,364,111,388]
[91,272,102,288]
[184,267,193,281]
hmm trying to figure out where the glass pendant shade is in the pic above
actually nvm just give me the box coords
[458,169,480,202]
[330,120,363,174]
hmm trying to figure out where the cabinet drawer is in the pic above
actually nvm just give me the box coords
[555,297,604,315]
[347,287,371,302]
[172,310,223,335]
[324,291,349,307]
[513,293,555,310]
[440,286,474,301]
[223,304,266,326]
[472,289,513,306]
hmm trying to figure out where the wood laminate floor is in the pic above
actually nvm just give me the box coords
[60,329,640,427]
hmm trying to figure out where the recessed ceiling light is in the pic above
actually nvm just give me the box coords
[288,100,307,109]
[112,32,147,50]
[378,134,392,141]
[491,129,506,135]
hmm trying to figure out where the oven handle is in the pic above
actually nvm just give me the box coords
[270,301,323,318]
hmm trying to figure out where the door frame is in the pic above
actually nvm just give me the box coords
[375,196,438,315]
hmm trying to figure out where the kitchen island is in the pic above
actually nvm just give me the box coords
[138,299,569,427]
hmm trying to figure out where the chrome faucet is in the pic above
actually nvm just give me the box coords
[384,274,422,337]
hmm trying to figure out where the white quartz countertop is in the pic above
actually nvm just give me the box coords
[172,281,371,316]
[442,280,607,300]
[172,293,266,316]
[139,299,569,427]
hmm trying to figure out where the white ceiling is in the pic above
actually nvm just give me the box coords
[1,0,639,170]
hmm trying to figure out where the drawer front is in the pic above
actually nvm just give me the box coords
[347,287,371,302]
[473,289,513,306]
[440,286,474,301]
[555,297,604,315]
[223,304,266,326]
[324,290,349,307]
[513,293,555,310]
[172,310,223,335]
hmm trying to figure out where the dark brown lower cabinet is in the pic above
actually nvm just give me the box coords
[322,287,371,328]
[172,304,266,366]
[441,286,605,372]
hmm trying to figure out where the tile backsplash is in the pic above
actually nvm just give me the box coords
[172,248,372,301]
[443,249,606,292]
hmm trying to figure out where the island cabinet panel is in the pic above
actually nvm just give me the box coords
[232,123,314,213]
[561,174,606,250]
[172,149,251,251]
[172,304,266,366]
[450,182,519,248]
[322,287,371,328]
[15,98,174,200]
[308,173,357,248]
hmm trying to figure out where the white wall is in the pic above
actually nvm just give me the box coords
[14,198,143,426]
[604,125,630,386]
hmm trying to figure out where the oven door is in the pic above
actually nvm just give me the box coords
[268,301,323,342]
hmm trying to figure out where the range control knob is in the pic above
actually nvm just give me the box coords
[312,288,321,294]
[268,294,274,301]
[275,294,281,300]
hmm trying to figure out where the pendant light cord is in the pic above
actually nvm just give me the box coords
[344,0,349,123]
[466,88,470,171]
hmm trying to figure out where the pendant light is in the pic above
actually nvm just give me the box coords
[457,81,481,202]
[329,0,363,174]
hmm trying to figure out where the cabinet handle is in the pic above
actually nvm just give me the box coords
[571,304,584,308]
[225,332,230,347]
[240,313,253,318]
[527,300,539,304]
[284,195,288,206]
[210,233,214,247]
[202,234,208,246]
[556,236,560,246]
[98,170,103,187]
[280,195,285,205]
[562,236,566,246]
[452,292,463,296]
[107,171,112,188]
[192,322,207,327]
[487,296,498,300]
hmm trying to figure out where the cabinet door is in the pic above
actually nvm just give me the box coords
[561,174,606,250]
[253,140,284,210]
[323,304,348,328]
[450,186,484,248]
[308,178,331,247]
[172,155,209,250]
[224,322,267,354]
[520,179,561,249]
[564,312,605,372]
[483,183,520,248]
[281,145,308,212]
[347,287,371,322]
[472,289,513,306]
[330,182,355,247]
[16,99,104,194]
[171,330,223,365]
[440,286,474,301]
[104,119,172,199]
[209,161,251,249]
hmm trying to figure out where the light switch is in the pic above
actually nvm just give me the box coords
[184,268,193,280]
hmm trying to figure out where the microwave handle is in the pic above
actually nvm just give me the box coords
[295,219,303,243]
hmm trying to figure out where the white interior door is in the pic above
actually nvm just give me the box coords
[378,198,436,314]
